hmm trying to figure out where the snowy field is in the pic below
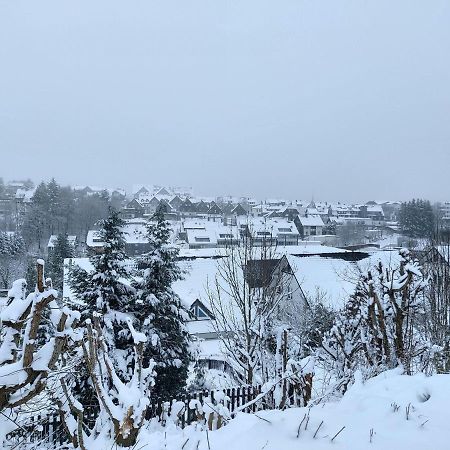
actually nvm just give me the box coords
[125,369,448,450]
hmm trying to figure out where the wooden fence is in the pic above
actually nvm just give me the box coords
[6,385,265,448]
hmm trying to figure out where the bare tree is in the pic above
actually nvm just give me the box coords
[206,223,290,385]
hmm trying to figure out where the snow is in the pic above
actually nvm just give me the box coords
[298,216,325,227]
[109,370,450,450]
[275,242,349,257]
[63,257,135,301]
[173,258,222,310]
[47,234,77,248]
[287,255,358,310]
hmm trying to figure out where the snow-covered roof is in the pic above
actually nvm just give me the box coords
[174,258,224,309]
[15,188,36,201]
[86,219,177,248]
[298,216,325,227]
[275,242,349,257]
[86,230,104,247]
[48,235,77,248]
[287,255,359,310]
[178,248,228,259]
[181,220,240,247]
[238,217,300,236]
[366,205,384,213]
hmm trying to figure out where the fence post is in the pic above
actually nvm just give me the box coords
[230,388,236,413]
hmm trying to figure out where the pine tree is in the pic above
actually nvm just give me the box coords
[69,208,134,381]
[0,232,26,289]
[131,207,192,399]
[399,199,435,238]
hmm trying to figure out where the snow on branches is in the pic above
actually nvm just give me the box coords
[58,318,156,449]
[321,249,432,392]
[0,260,79,411]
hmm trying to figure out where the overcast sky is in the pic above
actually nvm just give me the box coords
[0,0,449,202]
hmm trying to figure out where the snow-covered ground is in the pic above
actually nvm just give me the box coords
[132,369,449,450]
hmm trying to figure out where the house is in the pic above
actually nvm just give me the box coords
[179,198,198,215]
[181,220,240,249]
[295,215,324,238]
[438,202,450,229]
[236,217,301,247]
[195,200,210,214]
[275,254,359,310]
[121,199,145,219]
[142,196,161,214]
[85,218,176,256]
[359,205,385,222]
[170,195,184,211]
[86,230,106,254]
[47,235,77,254]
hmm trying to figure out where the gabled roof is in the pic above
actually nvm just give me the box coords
[285,254,359,310]
[190,298,215,319]
[195,201,210,213]
[127,198,144,209]
[298,216,324,227]
[156,187,171,196]
[208,202,223,215]
[231,204,248,216]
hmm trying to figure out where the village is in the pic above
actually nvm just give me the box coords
[2,180,447,390]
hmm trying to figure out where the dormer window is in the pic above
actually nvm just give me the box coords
[195,237,210,242]
[191,304,209,320]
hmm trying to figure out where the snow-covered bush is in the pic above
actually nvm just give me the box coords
[321,249,432,393]
[0,260,79,443]
[58,317,156,448]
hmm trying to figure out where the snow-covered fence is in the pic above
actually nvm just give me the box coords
[149,385,264,428]
[5,407,98,448]
[5,386,263,446]
[6,382,313,446]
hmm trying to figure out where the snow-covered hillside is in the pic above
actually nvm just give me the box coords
[133,369,449,450]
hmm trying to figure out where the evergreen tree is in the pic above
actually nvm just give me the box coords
[132,207,192,399]
[22,182,49,250]
[399,199,435,238]
[48,234,73,290]
[69,208,134,378]
[0,232,26,289]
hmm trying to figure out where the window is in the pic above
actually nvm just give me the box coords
[191,304,210,320]
[219,234,233,238]
[195,237,210,242]
[257,231,271,236]
[208,360,224,370]
[278,228,292,232]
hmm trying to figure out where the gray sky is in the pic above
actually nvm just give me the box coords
[1,0,449,202]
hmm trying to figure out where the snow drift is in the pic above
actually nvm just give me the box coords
[133,369,449,450]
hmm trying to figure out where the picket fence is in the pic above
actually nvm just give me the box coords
[6,385,265,447]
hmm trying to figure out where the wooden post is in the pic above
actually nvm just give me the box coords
[281,329,288,408]
[37,259,45,293]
